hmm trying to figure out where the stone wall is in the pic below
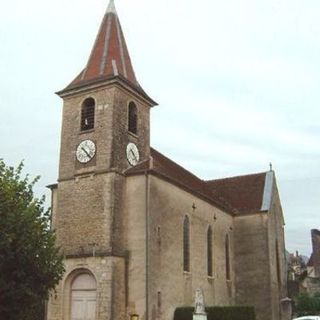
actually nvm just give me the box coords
[58,82,151,179]
[123,174,148,318]
[47,256,125,320]
[125,174,235,320]
[54,173,115,255]
[111,87,151,171]
[58,87,114,180]
[233,179,287,320]
[234,213,271,320]
[267,186,287,320]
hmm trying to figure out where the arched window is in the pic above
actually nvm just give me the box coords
[207,226,213,277]
[128,102,138,134]
[157,226,161,246]
[225,234,231,280]
[81,98,95,131]
[276,240,281,284]
[157,291,162,316]
[71,273,96,320]
[183,216,190,272]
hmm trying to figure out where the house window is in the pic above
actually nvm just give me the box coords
[207,226,213,277]
[183,216,190,272]
[128,102,138,134]
[81,98,95,131]
[225,234,231,280]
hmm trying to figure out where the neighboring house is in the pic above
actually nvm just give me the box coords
[287,251,307,298]
[300,230,320,293]
[46,1,289,320]
[287,251,306,282]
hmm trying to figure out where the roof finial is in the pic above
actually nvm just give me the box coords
[107,0,116,14]
[269,162,273,171]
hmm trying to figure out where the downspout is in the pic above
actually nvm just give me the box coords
[145,172,150,320]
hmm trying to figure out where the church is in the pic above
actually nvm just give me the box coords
[47,1,289,320]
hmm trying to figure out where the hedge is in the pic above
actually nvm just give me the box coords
[174,306,256,320]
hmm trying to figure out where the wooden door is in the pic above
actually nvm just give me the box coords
[71,274,96,320]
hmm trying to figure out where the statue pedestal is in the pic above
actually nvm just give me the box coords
[193,313,207,320]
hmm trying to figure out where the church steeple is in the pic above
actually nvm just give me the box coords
[65,0,139,91]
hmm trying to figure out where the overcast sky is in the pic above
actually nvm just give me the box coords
[1,0,319,256]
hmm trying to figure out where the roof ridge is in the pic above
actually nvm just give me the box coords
[206,171,269,183]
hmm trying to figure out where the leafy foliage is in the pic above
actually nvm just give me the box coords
[174,306,256,320]
[295,292,320,316]
[0,160,64,320]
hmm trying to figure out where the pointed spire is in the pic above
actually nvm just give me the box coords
[66,0,138,90]
[106,0,116,14]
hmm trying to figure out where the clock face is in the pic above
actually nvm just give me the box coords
[76,140,96,163]
[126,143,140,166]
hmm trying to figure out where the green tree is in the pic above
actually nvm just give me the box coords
[0,160,64,320]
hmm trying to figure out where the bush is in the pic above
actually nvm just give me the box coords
[295,292,320,316]
[174,307,193,320]
[174,306,256,320]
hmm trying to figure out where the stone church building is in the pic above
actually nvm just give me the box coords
[47,1,289,320]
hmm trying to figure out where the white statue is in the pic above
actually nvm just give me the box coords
[194,288,206,315]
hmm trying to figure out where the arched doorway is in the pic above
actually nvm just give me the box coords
[71,273,97,320]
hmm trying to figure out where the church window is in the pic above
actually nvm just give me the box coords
[276,240,281,284]
[81,98,95,131]
[157,291,162,313]
[207,226,213,277]
[128,102,138,134]
[157,226,161,246]
[183,215,190,272]
[225,234,231,280]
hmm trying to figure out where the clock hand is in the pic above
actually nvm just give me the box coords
[130,149,137,161]
[81,147,92,159]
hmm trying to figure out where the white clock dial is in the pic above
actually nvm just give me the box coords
[126,143,140,166]
[76,140,96,163]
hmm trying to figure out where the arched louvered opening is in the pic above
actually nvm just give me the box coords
[81,98,95,131]
[128,102,138,134]
[183,216,190,272]
[207,226,213,277]
[225,234,231,280]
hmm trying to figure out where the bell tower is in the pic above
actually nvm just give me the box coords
[57,0,156,181]
[47,1,156,320]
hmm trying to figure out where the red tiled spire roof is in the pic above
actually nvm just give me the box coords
[67,0,138,90]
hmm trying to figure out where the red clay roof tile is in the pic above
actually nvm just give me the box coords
[206,172,267,214]
[65,1,138,91]
[125,148,269,215]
